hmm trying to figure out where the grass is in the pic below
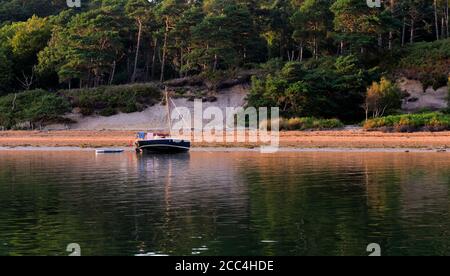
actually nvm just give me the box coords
[280,117,344,131]
[364,112,450,132]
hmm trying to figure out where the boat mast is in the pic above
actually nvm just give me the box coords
[165,87,172,136]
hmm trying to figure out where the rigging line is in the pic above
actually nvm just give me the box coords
[170,97,190,129]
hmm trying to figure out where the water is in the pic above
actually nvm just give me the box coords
[0,150,450,256]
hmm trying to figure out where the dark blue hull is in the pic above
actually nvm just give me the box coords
[136,139,191,154]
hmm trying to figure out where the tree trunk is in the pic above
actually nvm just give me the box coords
[300,42,304,62]
[445,0,449,38]
[442,13,446,38]
[160,17,169,82]
[288,50,295,61]
[132,19,142,83]
[109,61,116,85]
[313,36,317,60]
[179,48,184,78]
[410,19,415,44]
[151,37,158,81]
[388,32,393,50]
[434,0,440,40]
[213,54,218,71]
[12,93,17,111]
[402,17,406,46]
[388,0,395,50]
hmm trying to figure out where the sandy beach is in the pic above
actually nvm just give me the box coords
[0,130,449,150]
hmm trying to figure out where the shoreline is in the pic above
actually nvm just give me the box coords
[0,129,449,152]
[0,146,448,153]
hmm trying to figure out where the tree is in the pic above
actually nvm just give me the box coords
[38,8,125,88]
[188,1,260,72]
[292,0,331,60]
[126,0,154,82]
[435,0,440,40]
[248,57,379,120]
[364,77,402,120]
[0,48,13,95]
[189,15,236,72]
[331,0,382,53]
[0,15,52,92]
[398,0,431,44]
[156,0,187,82]
[171,6,204,77]
[260,0,295,60]
[0,0,67,23]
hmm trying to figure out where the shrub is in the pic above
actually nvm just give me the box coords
[396,39,450,89]
[99,107,117,117]
[364,77,402,119]
[363,112,450,132]
[248,55,378,122]
[280,117,344,131]
[60,83,161,116]
[0,89,71,129]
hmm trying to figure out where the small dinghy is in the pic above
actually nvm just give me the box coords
[96,149,124,154]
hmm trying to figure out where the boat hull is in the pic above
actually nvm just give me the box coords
[136,139,191,154]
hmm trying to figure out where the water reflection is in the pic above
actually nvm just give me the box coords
[0,151,449,256]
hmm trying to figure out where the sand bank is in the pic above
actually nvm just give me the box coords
[0,130,449,151]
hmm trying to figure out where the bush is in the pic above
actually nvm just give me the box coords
[248,55,378,122]
[99,107,117,117]
[364,77,402,119]
[396,39,450,89]
[280,117,344,131]
[0,89,71,129]
[60,83,161,115]
[363,112,450,132]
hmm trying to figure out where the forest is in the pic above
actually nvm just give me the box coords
[0,0,449,128]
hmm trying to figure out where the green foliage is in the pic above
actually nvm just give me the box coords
[60,83,161,116]
[248,55,378,121]
[291,0,332,59]
[0,83,161,129]
[37,8,126,86]
[258,58,284,75]
[0,89,71,129]
[0,15,52,92]
[396,39,450,89]
[0,0,67,24]
[9,16,52,63]
[331,0,383,50]
[187,2,262,72]
[364,112,450,132]
[0,48,12,95]
[0,0,448,124]
[280,117,344,131]
[365,77,402,118]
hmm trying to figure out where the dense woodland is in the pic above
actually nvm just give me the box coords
[0,0,449,127]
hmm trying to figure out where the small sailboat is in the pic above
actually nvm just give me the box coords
[135,88,191,154]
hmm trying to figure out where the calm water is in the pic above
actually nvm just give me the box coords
[0,150,450,256]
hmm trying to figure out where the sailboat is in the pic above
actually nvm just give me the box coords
[135,88,191,154]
